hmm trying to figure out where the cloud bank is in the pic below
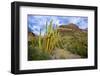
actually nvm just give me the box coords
[28,15,88,36]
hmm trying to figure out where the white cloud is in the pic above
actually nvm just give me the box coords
[28,15,88,36]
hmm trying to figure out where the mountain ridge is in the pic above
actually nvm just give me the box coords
[28,23,87,37]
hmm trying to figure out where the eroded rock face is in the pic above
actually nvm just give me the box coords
[59,23,79,30]
[28,32,36,41]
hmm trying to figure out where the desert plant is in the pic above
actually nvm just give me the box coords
[43,20,61,54]
[28,20,62,60]
[28,46,51,60]
[38,28,42,50]
[66,32,88,58]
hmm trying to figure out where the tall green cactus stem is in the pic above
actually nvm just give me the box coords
[37,20,63,54]
[38,28,42,50]
[44,21,61,54]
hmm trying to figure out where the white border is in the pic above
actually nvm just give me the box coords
[20,6,95,70]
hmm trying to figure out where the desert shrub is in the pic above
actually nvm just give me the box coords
[28,20,61,60]
[28,41,32,46]
[28,37,39,48]
[66,33,88,58]
[28,19,88,60]
[28,46,51,60]
[58,30,87,58]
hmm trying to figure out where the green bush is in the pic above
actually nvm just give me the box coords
[28,20,88,60]
[28,46,51,60]
[66,33,87,58]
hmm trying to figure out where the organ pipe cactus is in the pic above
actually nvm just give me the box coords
[37,20,63,54]
[44,20,61,54]
[38,28,42,50]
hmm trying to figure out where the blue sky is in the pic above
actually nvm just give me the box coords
[28,15,88,36]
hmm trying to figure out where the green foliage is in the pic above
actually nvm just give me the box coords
[43,20,60,54]
[28,45,51,60]
[38,28,42,50]
[28,20,88,60]
[61,31,88,58]
[28,20,61,60]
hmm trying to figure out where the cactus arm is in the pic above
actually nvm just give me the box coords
[38,28,42,50]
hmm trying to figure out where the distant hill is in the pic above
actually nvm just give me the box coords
[58,23,81,34]
[28,23,87,40]
[28,32,36,41]
[59,23,80,30]
[57,23,88,38]
[58,23,87,32]
[81,28,88,32]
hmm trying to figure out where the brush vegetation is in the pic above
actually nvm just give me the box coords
[28,20,88,60]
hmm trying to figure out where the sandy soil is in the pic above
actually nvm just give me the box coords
[51,48,81,59]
